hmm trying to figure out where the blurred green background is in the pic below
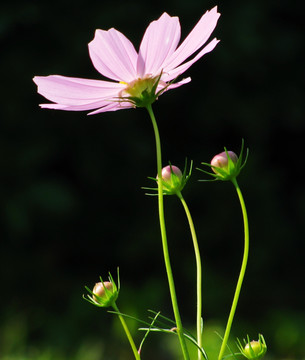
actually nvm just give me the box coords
[0,0,304,359]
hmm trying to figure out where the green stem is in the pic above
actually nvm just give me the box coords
[178,192,203,360]
[218,178,249,360]
[146,104,190,360]
[112,302,141,360]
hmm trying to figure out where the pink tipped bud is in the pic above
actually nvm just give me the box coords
[93,281,113,301]
[211,151,238,172]
[156,165,184,195]
[92,281,118,307]
[199,142,247,181]
[160,165,182,181]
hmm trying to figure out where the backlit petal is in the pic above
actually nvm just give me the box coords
[33,75,124,106]
[40,100,112,111]
[165,77,191,90]
[88,102,134,115]
[137,13,181,77]
[162,38,220,82]
[89,28,138,82]
[163,7,220,72]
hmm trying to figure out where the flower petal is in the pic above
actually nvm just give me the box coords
[40,100,112,111]
[165,77,191,90]
[88,102,134,115]
[137,13,181,77]
[33,75,124,108]
[162,38,220,82]
[89,28,138,82]
[163,6,220,72]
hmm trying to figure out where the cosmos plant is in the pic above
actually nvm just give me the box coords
[34,7,267,360]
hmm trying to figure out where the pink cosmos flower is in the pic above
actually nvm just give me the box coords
[33,7,220,115]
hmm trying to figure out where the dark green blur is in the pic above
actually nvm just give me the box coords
[0,0,304,359]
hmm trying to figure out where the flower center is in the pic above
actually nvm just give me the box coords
[120,76,157,98]
[118,72,167,108]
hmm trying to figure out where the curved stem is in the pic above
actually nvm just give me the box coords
[146,104,190,360]
[218,178,249,360]
[178,192,203,360]
[112,302,141,360]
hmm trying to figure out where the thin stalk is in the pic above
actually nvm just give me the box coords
[178,192,203,360]
[146,104,190,360]
[218,177,249,360]
[112,302,141,360]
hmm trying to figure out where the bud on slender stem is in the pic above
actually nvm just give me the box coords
[157,165,183,194]
[143,162,192,196]
[93,281,114,301]
[211,151,238,174]
[84,271,119,308]
[237,334,267,360]
[197,140,248,182]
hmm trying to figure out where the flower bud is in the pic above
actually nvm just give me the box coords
[93,281,113,300]
[237,334,267,360]
[160,165,183,183]
[198,141,248,182]
[243,340,267,359]
[92,280,118,307]
[157,165,183,195]
[209,150,240,181]
[211,151,238,171]
[143,161,192,196]
[84,270,120,308]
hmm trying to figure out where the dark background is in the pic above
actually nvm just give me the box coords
[1,0,304,359]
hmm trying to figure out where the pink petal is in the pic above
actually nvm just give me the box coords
[163,7,220,72]
[40,99,134,114]
[88,102,134,115]
[89,28,138,82]
[40,100,113,111]
[33,75,124,108]
[165,77,191,90]
[162,38,220,82]
[151,77,191,97]
[137,13,181,77]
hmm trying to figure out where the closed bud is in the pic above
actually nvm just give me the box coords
[158,165,182,191]
[244,340,267,359]
[144,161,192,196]
[237,334,267,360]
[161,165,183,181]
[93,281,113,300]
[156,164,189,195]
[211,151,238,172]
[92,281,118,307]
[84,271,120,308]
[198,140,248,182]
[210,151,239,180]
